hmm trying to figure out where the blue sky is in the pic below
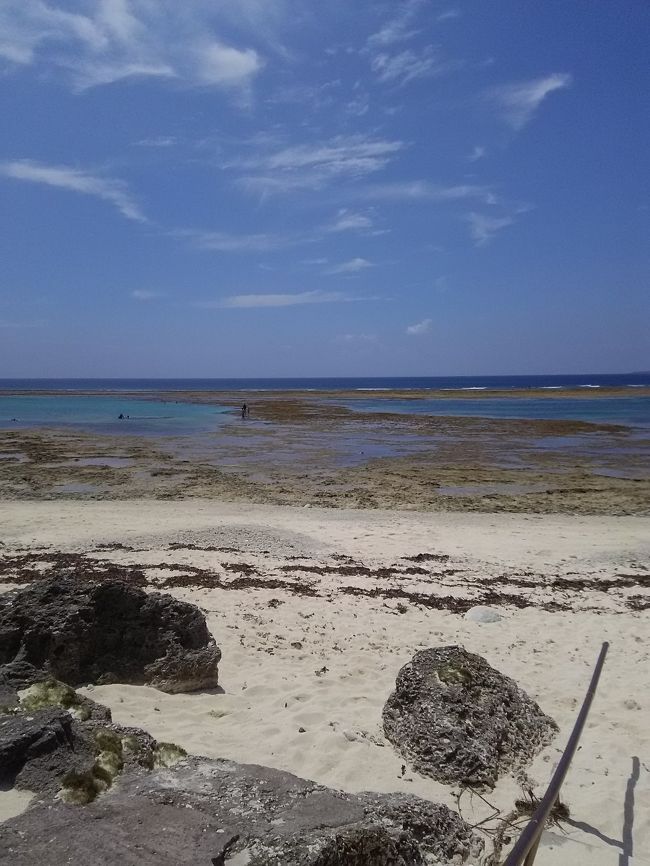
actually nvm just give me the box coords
[1,0,648,377]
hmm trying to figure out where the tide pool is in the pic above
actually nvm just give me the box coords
[0,395,231,436]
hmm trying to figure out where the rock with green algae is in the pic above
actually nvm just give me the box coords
[383,645,558,788]
[20,678,91,720]
[153,742,187,769]
[0,688,156,798]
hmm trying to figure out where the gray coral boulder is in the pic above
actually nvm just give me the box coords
[383,646,557,788]
[0,756,484,865]
[0,576,220,693]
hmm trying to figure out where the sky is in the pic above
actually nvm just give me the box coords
[0,0,648,377]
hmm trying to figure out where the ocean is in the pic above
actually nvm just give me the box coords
[0,373,648,392]
[0,375,649,435]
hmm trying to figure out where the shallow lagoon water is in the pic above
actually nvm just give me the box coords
[0,395,231,436]
[340,396,650,427]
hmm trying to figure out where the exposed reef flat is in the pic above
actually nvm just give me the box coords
[0,388,648,513]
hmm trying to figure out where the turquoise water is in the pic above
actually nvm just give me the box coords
[1,392,649,437]
[340,396,650,427]
[0,396,231,436]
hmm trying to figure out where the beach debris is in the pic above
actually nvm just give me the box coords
[0,749,484,865]
[464,605,503,623]
[382,646,558,788]
[0,576,221,693]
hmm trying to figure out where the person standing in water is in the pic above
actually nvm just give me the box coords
[241,403,248,419]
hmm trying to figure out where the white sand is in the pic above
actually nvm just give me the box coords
[1,500,648,865]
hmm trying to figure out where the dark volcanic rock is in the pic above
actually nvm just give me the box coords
[0,576,220,693]
[383,646,558,788]
[0,756,483,865]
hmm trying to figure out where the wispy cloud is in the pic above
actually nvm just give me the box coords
[0,0,265,93]
[232,134,405,194]
[325,209,374,233]
[466,212,514,246]
[367,0,425,47]
[328,257,374,274]
[437,9,461,22]
[336,333,378,344]
[406,318,432,335]
[362,180,495,204]
[468,145,486,162]
[134,137,177,148]
[0,160,146,222]
[199,290,353,309]
[131,290,162,301]
[175,229,292,252]
[0,318,45,329]
[488,73,573,129]
[371,47,457,86]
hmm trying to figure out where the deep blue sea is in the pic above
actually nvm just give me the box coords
[0,375,648,434]
[0,374,648,392]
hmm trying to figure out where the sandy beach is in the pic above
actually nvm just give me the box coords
[1,500,648,864]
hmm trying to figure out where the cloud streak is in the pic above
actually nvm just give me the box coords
[371,47,457,87]
[327,257,374,274]
[466,212,514,246]
[0,0,264,92]
[362,180,495,204]
[0,159,146,222]
[232,134,405,194]
[488,73,573,129]
[406,318,431,335]
[199,290,353,309]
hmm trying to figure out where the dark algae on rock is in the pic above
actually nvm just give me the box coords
[383,646,558,788]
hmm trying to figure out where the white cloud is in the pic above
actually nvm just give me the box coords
[328,257,374,274]
[437,9,461,22]
[406,318,431,335]
[134,136,177,148]
[363,180,494,204]
[371,47,456,86]
[232,135,404,193]
[194,41,261,87]
[326,209,374,233]
[468,145,486,162]
[0,159,145,222]
[367,0,425,47]
[466,212,514,246]
[488,73,573,130]
[200,290,351,309]
[131,289,162,300]
[176,229,291,252]
[336,333,377,344]
[0,1,264,93]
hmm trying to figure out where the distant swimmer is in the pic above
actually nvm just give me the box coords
[118,413,124,420]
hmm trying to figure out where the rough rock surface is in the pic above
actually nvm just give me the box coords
[0,756,484,865]
[0,576,221,692]
[383,645,558,788]
[0,682,156,797]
